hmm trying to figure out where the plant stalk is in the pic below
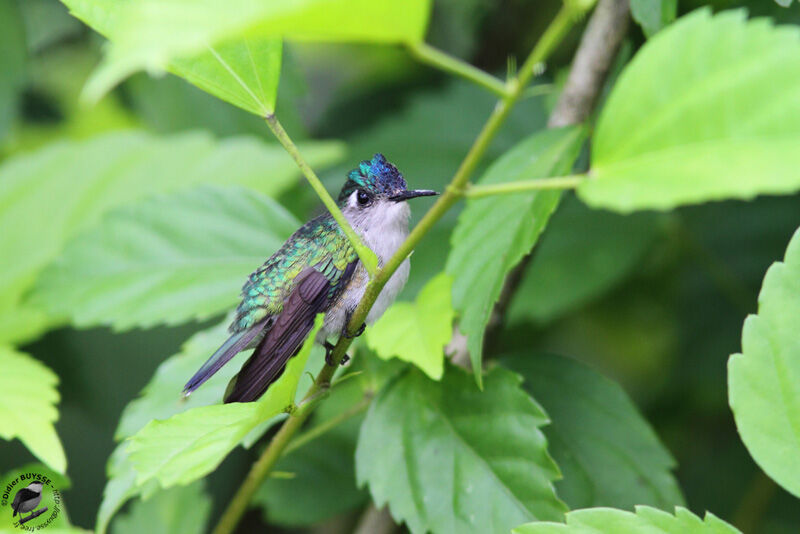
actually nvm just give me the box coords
[406,42,511,98]
[264,114,379,276]
[213,6,585,533]
[283,394,372,456]
[464,174,586,198]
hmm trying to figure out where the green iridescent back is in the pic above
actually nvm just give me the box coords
[231,213,357,333]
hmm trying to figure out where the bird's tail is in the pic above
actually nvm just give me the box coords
[183,321,267,396]
[224,268,329,403]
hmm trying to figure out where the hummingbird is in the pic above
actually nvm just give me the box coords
[184,154,437,403]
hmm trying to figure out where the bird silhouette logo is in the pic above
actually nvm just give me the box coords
[11,481,45,522]
[1,472,61,529]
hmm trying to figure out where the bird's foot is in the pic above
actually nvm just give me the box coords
[344,322,366,339]
[324,340,336,366]
[324,340,351,367]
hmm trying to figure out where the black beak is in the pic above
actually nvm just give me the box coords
[389,189,439,202]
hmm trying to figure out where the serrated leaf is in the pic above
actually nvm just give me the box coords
[446,127,585,384]
[580,9,800,212]
[356,365,566,534]
[62,0,431,103]
[366,273,454,379]
[512,506,740,534]
[115,321,240,439]
[630,0,677,37]
[0,130,342,343]
[96,444,160,534]
[729,227,800,497]
[254,381,368,526]
[503,354,683,510]
[508,196,659,324]
[110,481,211,534]
[0,347,66,474]
[96,321,256,534]
[127,316,323,488]
[31,186,300,330]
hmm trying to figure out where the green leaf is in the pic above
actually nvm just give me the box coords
[0,347,66,474]
[508,196,660,324]
[254,378,369,526]
[446,127,586,384]
[127,316,323,488]
[356,365,566,534]
[66,0,283,117]
[630,0,677,37]
[96,321,257,534]
[365,272,454,379]
[580,9,800,212]
[503,354,683,510]
[115,321,242,440]
[168,38,281,117]
[512,506,740,534]
[96,444,159,534]
[110,481,211,534]
[0,130,342,343]
[62,0,431,103]
[729,227,800,497]
[31,186,300,330]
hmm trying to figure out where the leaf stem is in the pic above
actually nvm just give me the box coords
[213,6,585,533]
[406,42,511,98]
[283,394,372,456]
[264,114,379,277]
[463,174,586,198]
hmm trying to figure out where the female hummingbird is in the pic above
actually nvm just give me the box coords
[184,154,437,403]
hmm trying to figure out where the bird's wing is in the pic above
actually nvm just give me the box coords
[183,318,269,395]
[183,214,357,397]
[11,488,37,514]
[231,214,358,333]
[224,262,356,403]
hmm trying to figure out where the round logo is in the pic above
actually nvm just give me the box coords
[1,472,61,531]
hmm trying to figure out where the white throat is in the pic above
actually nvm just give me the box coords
[328,193,412,330]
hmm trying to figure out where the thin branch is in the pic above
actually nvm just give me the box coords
[406,42,511,98]
[212,5,590,533]
[486,0,631,348]
[353,505,397,534]
[283,394,372,456]
[464,175,586,198]
[549,0,631,128]
[264,114,379,276]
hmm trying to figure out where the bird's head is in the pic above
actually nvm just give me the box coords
[26,481,43,491]
[338,154,437,207]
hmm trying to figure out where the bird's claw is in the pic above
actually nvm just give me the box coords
[324,341,336,366]
[344,322,366,339]
[324,340,351,367]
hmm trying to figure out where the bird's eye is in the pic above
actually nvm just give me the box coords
[356,189,371,206]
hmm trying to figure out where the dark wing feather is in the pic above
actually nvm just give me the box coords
[12,488,38,515]
[224,267,331,403]
[183,318,270,395]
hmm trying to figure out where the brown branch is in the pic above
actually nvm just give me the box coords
[548,0,631,128]
[353,505,397,534]
[485,0,631,350]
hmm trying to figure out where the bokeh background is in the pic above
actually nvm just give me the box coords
[1,0,799,531]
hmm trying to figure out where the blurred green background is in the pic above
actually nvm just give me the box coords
[1,0,799,532]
